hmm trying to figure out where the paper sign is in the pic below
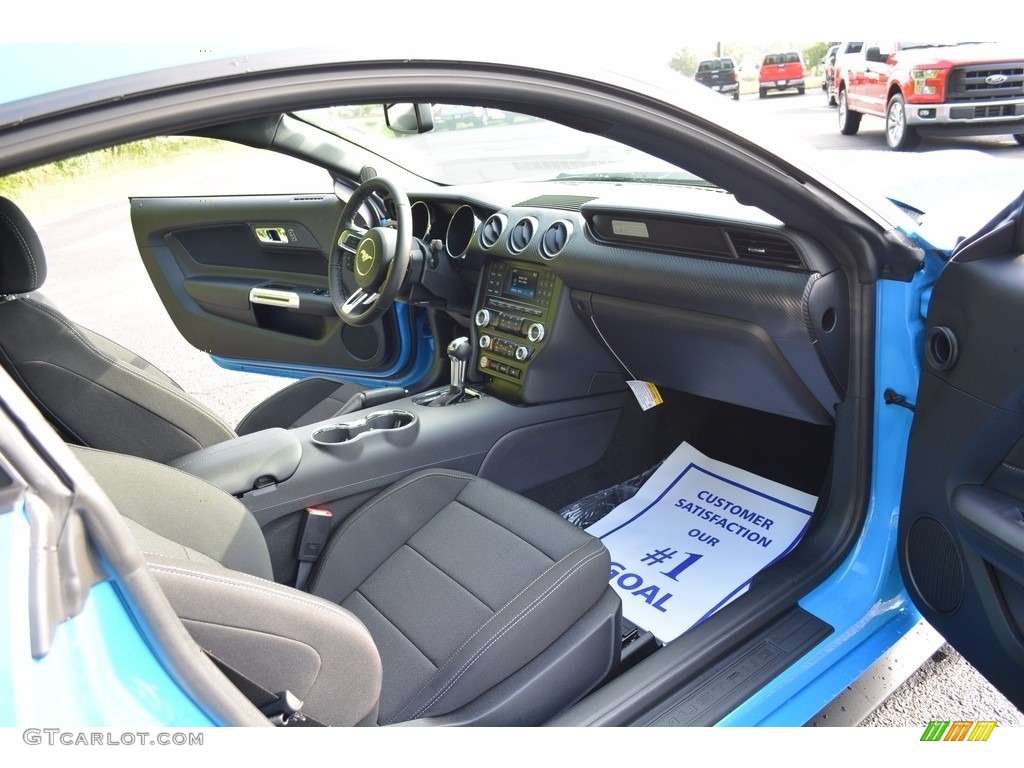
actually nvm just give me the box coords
[585,442,817,643]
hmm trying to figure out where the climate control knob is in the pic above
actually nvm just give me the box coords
[514,345,531,362]
[479,335,492,349]
[526,322,546,343]
[475,309,492,327]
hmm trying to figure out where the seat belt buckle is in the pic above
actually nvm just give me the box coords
[295,507,333,590]
[297,507,333,562]
[260,690,306,726]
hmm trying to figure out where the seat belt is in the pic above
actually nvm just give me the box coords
[205,650,325,727]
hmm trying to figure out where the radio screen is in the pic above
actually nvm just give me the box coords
[506,268,539,299]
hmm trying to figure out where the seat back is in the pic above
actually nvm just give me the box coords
[0,196,237,462]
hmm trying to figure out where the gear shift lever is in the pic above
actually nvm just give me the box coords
[421,336,475,407]
[448,336,472,392]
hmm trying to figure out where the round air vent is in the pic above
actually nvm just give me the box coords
[508,216,537,254]
[479,213,507,249]
[925,326,959,371]
[541,219,574,259]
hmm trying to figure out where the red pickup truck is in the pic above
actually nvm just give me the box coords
[835,41,1024,150]
[758,52,805,98]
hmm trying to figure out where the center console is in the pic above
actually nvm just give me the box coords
[239,391,626,530]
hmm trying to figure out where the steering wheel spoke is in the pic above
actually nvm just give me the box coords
[340,287,380,315]
[337,226,366,254]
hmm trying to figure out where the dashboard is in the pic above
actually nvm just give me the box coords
[406,182,849,426]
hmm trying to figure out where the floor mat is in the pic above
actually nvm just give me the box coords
[557,462,662,529]
[578,441,818,644]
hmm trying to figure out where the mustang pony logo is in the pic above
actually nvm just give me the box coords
[355,241,375,276]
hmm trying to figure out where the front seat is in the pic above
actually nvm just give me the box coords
[73,446,622,726]
[0,196,378,464]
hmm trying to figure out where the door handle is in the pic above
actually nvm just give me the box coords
[249,287,300,309]
[254,226,290,244]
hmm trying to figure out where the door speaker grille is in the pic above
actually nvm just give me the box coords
[906,517,964,614]
[341,324,380,362]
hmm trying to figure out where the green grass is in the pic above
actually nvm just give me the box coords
[0,136,221,199]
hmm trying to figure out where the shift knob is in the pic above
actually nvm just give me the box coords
[447,336,472,362]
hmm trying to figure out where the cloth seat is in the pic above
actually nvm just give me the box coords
[74,446,622,726]
[0,196,370,464]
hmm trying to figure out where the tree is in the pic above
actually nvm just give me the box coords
[804,42,838,73]
[668,48,702,77]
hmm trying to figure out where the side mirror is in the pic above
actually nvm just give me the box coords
[384,103,434,134]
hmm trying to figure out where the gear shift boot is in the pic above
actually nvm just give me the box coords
[412,336,481,407]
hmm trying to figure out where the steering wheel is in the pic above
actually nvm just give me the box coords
[330,176,412,326]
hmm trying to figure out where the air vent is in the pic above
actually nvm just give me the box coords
[514,194,597,212]
[727,231,803,267]
[541,220,574,259]
[479,213,507,249]
[508,217,537,253]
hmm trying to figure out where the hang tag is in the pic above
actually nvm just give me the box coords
[627,380,663,411]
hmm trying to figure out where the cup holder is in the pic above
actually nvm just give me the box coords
[311,410,417,448]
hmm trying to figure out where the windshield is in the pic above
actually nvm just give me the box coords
[899,42,989,50]
[294,104,710,188]
[763,53,801,65]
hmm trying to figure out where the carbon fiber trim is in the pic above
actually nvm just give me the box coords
[471,206,845,420]
[553,223,814,339]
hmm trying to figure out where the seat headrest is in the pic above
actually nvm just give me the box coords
[0,196,46,295]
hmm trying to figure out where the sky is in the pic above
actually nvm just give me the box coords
[4,2,1018,50]
[4,3,1018,105]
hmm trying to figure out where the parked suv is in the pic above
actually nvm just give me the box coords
[758,51,805,97]
[695,57,740,100]
[835,41,1024,150]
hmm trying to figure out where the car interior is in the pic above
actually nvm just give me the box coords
[0,89,927,725]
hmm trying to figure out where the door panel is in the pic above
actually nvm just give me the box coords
[899,193,1024,709]
[131,194,419,380]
